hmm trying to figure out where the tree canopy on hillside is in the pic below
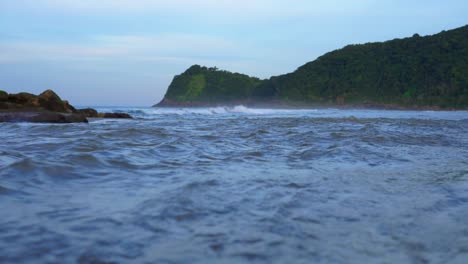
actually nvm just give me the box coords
[160,25,468,108]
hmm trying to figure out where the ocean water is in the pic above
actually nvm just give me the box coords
[1,106,468,264]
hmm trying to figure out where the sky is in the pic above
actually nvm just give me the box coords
[0,0,467,106]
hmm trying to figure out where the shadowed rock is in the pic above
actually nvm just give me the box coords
[1,89,133,123]
[37,90,77,113]
[97,112,132,119]
[77,108,99,117]
[0,90,7,101]
[0,112,88,123]
[77,108,133,119]
[7,92,36,105]
[0,89,78,113]
[0,89,85,123]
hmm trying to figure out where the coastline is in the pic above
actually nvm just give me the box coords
[154,98,467,111]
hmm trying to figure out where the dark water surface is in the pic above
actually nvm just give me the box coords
[1,107,468,263]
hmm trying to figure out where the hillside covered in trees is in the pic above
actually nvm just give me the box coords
[160,66,262,105]
[156,25,468,108]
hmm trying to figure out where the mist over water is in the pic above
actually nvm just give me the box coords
[1,107,468,263]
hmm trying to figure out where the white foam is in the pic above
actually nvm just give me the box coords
[90,106,468,120]
[110,105,315,117]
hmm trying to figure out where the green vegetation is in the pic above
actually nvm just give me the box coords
[164,65,262,103]
[160,25,468,108]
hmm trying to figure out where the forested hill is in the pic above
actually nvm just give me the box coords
[156,25,468,108]
[157,65,263,106]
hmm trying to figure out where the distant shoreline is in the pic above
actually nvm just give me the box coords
[155,25,468,110]
[154,99,467,111]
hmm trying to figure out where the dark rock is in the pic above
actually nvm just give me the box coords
[37,89,76,113]
[0,112,88,123]
[0,89,78,113]
[97,112,133,119]
[0,90,132,122]
[7,92,36,105]
[0,89,88,123]
[63,100,78,113]
[0,90,7,101]
[77,108,99,117]
[78,108,132,119]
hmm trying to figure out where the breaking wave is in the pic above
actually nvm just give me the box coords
[94,105,313,117]
[92,106,468,121]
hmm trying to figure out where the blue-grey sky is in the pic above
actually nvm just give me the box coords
[1,0,467,106]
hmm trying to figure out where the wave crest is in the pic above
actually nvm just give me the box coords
[96,105,311,118]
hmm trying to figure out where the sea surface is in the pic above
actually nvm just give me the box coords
[1,106,468,264]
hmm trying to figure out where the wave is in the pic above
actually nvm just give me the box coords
[89,106,468,121]
[93,105,315,118]
[149,105,305,115]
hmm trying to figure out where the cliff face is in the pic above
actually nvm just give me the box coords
[156,25,468,109]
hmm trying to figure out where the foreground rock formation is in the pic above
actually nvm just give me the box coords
[0,89,78,113]
[0,112,88,123]
[0,90,132,123]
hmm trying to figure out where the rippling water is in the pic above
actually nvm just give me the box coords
[1,106,468,263]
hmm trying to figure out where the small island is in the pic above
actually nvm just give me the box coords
[156,25,468,109]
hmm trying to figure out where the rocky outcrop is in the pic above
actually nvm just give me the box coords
[77,108,99,117]
[97,112,132,119]
[0,90,8,101]
[0,89,87,123]
[0,89,78,113]
[1,90,133,123]
[37,90,78,113]
[77,108,132,119]
[0,112,88,123]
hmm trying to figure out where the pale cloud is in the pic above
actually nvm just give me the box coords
[0,41,126,63]
[0,33,248,63]
[94,34,240,55]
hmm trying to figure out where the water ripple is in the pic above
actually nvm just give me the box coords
[0,108,467,263]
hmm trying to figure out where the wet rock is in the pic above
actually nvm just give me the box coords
[97,112,133,119]
[37,89,77,113]
[0,89,77,113]
[7,92,36,105]
[0,90,8,101]
[0,90,86,123]
[77,108,99,118]
[63,100,77,113]
[0,112,88,123]
[77,108,133,119]
[0,90,132,122]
